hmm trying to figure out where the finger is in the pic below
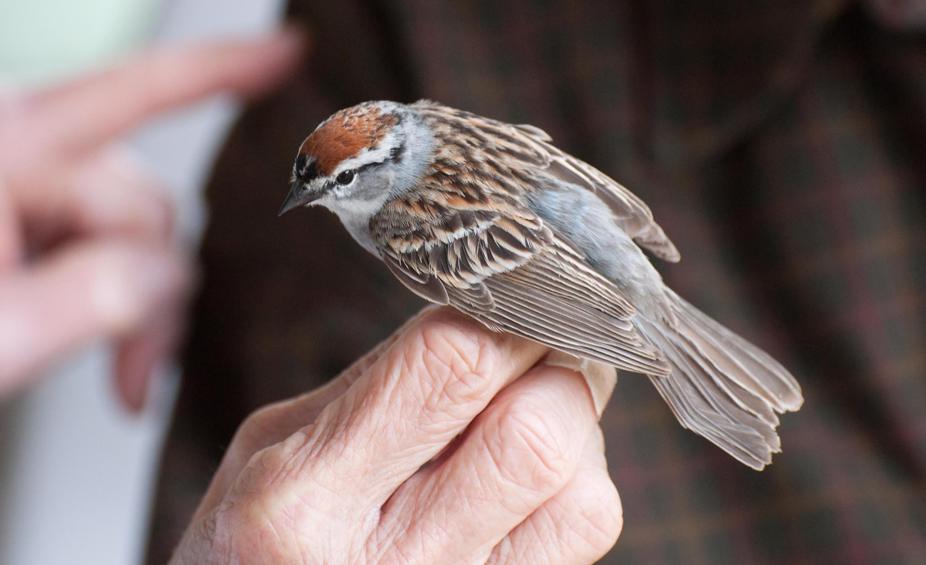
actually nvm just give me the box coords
[0,184,21,272]
[373,364,599,564]
[0,240,189,397]
[12,147,174,249]
[223,309,548,522]
[488,427,623,565]
[113,290,186,412]
[1,27,305,174]
[191,307,441,521]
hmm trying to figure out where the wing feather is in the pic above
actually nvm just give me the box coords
[412,100,680,262]
[372,192,670,376]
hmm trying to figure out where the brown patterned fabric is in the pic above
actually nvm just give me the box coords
[146,2,926,563]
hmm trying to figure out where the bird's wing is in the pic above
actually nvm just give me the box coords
[372,191,670,376]
[412,100,680,262]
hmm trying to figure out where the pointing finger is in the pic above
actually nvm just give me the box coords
[0,27,305,175]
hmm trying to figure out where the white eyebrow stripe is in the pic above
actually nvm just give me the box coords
[331,128,399,175]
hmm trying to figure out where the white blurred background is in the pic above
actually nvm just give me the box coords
[0,1,284,563]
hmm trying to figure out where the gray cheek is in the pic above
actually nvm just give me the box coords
[356,172,395,202]
[382,171,397,190]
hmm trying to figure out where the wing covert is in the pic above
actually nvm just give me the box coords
[412,100,680,262]
[372,193,669,375]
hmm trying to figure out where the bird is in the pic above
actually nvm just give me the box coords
[278,100,803,470]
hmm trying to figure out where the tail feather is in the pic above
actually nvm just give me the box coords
[636,290,803,470]
[674,293,803,412]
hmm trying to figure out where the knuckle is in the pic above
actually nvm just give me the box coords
[532,468,623,561]
[230,430,314,500]
[571,474,623,553]
[221,440,353,561]
[136,186,175,239]
[411,315,499,410]
[81,242,184,334]
[233,403,286,457]
[208,497,301,563]
[85,245,142,330]
[235,443,292,494]
[249,427,318,487]
[486,395,573,495]
[238,405,274,437]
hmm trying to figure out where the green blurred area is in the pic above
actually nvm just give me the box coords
[0,0,158,86]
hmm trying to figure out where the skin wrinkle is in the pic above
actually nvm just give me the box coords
[374,312,541,466]
[388,482,474,565]
[484,397,574,502]
[173,306,619,562]
[486,428,622,565]
[521,519,556,564]
[229,403,311,473]
[243,474,339,560]
[214,497,291,563]
[370,479,419,551]
[314,384,380,473]
[257,309,546,535]
[174,507,232,565]
[366,324,520,556]
[378,368,595,564]
[194,343,403,527]
[573,484,623,550]
[372,425,500,562]
[269,425,324,486]
[416,321,498,424]
[543,492,599,554]
[230,435,356,554]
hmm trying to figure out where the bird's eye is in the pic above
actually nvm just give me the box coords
[335,169,355,185]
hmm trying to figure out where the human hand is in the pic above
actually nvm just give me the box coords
[0,29,303,410]
[173,308,623,564]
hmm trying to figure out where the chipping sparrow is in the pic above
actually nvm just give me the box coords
[278,100,803,470]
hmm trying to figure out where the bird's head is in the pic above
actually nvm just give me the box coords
[278,101,433,218]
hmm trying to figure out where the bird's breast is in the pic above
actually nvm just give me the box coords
[323,201,382,258]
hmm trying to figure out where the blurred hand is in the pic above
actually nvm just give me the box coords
[173,308,623,564]
[0,29,304,410]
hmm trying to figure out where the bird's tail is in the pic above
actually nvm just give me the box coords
[635,289,803,470]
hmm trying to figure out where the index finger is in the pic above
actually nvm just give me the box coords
[2,27,304,173]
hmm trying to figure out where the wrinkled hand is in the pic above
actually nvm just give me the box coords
[0,29,303,409]
[174,308,623,564]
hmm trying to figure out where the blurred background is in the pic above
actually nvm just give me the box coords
[1,1,925,564]
[0,1,283,563]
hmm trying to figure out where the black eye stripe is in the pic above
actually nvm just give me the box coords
[294,156,319,183]
[389,142,405,164]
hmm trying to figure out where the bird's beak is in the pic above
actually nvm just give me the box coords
[278,184,307,217]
